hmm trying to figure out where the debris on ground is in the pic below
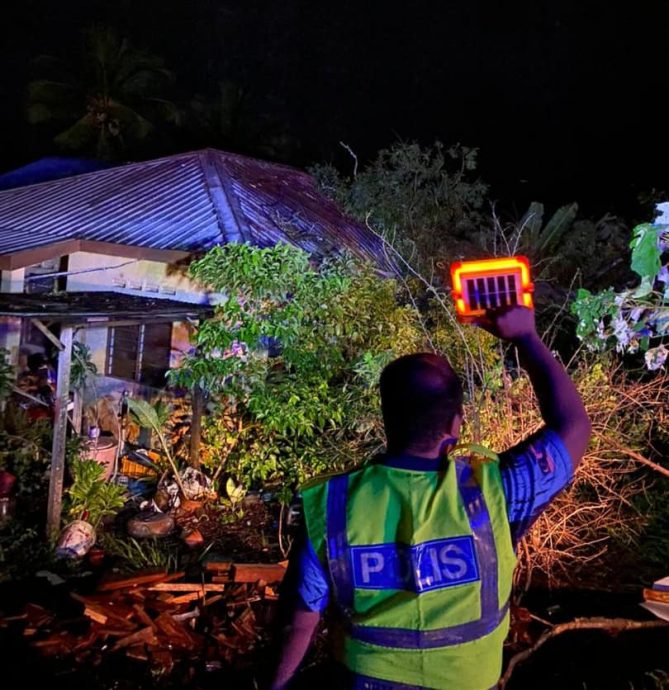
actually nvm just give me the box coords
[641,575,669,622]
[0,562,288,674]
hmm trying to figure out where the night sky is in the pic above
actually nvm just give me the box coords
[2,0,668,221]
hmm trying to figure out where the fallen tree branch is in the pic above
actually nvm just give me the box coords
[499,617,669,689]
[593,431,669,480]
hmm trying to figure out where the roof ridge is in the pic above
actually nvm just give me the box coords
[197,149,247,244]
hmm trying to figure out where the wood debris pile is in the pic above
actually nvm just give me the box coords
[0,561,288,674]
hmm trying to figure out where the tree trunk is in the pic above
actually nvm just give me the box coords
[189,385,204,468]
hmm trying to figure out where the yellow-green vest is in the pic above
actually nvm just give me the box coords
[301,456,517,690]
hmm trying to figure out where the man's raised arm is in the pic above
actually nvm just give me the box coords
[482,306,591,467]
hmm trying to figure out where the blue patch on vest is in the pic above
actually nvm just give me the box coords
[350,536,479,593]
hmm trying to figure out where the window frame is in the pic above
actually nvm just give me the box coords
[106,322,173,385]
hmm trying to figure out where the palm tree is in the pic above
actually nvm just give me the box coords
[27,26,179,160]
[185,81,294,161]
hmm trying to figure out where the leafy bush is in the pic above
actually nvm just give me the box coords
[98,534,182,573]
[310,141,488,265]
[171,223,668,590]
[171,242,498,494]
[65,458,126,529]
[572,205,669,369]
[0,348,13,401]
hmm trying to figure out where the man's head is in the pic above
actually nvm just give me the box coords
[380,353,463,456]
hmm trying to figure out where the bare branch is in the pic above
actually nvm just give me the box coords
[499,617,669,688]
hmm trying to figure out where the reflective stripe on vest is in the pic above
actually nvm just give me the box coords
[325,462,508,649]
[348,671,499,690]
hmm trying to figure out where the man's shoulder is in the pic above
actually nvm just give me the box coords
[299,463,368,494]
[299,468,349,493]
[499,427,573,475]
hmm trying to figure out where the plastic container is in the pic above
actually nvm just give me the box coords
[80,437,119,479]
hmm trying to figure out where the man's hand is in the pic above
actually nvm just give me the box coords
[476,306,538,343]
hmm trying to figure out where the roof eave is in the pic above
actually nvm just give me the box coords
[0,239,193,272]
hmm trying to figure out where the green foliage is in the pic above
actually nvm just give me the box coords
[0,348,13,400]
[174,242,501,492]
[70,342,98,392]
[630,223,663,284]
[310,141,488,264]
[172,243,433,488]
[219,477,247,520]
[26,25,179,160]
[571,207,669,369]
[0,409,52,508]
[99,534,182,573]
[127,397,185,494]
[185,81,293,160]
[127,397,170,432]
[519,201,579,258]
[571,287,618,348]
[65,458,126,529]
[0,523,52,583]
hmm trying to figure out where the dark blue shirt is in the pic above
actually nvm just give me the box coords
[288,428,573,612]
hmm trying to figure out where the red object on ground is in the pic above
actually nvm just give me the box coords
[0,470,17,497]
[27,406,52,422]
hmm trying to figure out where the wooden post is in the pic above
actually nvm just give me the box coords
[46,325,73,537]
[189,384,204,468]
[71,389,83,434]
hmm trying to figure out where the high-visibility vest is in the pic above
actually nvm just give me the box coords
[301,454,517,690]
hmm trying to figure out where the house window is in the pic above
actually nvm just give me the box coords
[107,323,172,387]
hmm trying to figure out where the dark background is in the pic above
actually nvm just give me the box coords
[2,0,668,220]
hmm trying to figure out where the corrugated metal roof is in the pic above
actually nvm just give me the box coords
[0,149,392,269]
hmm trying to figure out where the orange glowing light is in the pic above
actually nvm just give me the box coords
[449,256,534,322]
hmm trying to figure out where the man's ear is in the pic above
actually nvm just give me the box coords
[449,413,463,438]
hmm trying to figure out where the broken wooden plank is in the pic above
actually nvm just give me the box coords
[232,563,288,584]
[203,559,233,573]
[23,603,55,628]
[97,570,185,592]
[230,608,261,642]
[211,574,233,583]
[215,632,244,650]
[126,644,150,662]
[0,613,28,624]
[148,583,228,593]
[164,591,202,605]
[202,595,224,607]
[72,599,135,630]
[154,613,197,650]
[83,607,108,625]
[112,626,158,651]
[96,627,137,638]
[132,604,157,630]
[71,593,135,619]
[72,628,99,651]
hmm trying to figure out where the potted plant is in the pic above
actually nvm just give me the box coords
[56,458,126,558]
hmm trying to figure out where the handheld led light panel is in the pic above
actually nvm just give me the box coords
[450,256,534,323]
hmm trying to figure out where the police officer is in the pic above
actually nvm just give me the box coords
[269,306,591,690]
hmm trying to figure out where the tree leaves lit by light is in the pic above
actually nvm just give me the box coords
[572,203,669,369]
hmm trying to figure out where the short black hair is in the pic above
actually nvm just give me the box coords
[380,353,463,453]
